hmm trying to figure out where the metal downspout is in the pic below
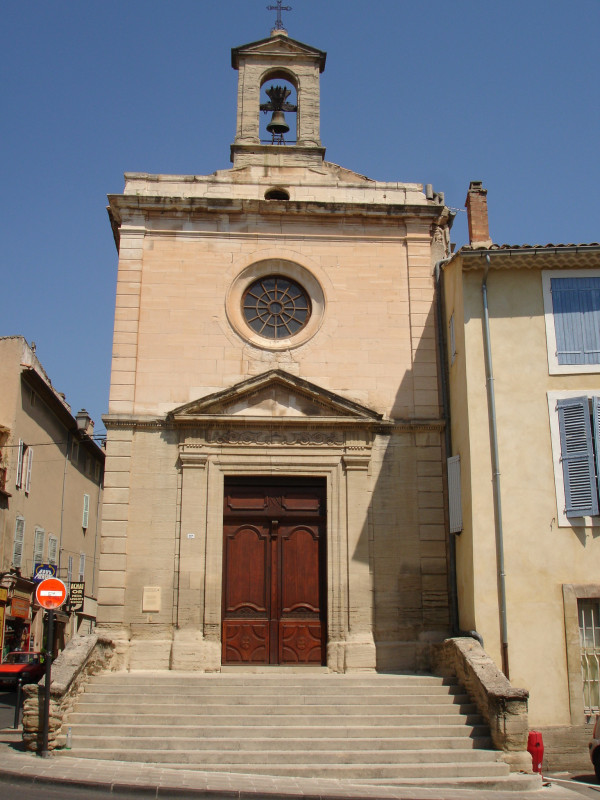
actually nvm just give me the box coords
[434,257,459,635]
[58,431,70,579]
[482,254,509,678]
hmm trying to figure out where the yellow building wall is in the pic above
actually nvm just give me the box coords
[447,260,600,726]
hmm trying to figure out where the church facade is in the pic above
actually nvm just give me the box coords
[97,29,455,672]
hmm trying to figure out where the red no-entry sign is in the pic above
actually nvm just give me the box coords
[36,578,67,610]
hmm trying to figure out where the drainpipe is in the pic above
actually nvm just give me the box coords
[434,257,459,636]
[482,254,510,678]
[58,431,70,579]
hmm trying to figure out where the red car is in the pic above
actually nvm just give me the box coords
[0,652,45,688]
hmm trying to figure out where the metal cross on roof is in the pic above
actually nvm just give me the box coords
[267,1,292,30]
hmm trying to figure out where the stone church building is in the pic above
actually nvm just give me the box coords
[97,28,455,673]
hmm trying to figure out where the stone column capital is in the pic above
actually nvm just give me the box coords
[179,452,208,469]
[342,454,370,471]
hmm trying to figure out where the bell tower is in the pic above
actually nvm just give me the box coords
[230,29,326,167]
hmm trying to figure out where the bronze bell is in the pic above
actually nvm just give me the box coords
[266,110,289,136]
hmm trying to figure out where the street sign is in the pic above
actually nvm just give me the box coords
[33,563,57,583]
[35,578,67,610]
[69,582,85,612]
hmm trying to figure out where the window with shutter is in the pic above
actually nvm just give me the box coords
[25,447,33,493]
[82,494,90,529]
[552,277,600,365]
[79,553,85,582]
[67,555,73,587]
[13,517,25,568]
[15,440,24,488]
[48,535,58,565]
[33,528,45,566]
[557,397,600,517]
[543,271,600,375]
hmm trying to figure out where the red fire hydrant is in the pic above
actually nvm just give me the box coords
[527,731,544,773]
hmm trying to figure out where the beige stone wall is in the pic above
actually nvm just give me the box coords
[445,257,600,726]
[108,213,439,420]
[100,160,452,672]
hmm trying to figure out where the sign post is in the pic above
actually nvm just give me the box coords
[35,578,67,757]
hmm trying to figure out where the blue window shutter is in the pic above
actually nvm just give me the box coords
[581,281,600,362]
[557,397,599,517]
[552,277,600,365]
[594,397,600,501]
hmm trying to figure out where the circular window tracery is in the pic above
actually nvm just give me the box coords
[242,276,311,339]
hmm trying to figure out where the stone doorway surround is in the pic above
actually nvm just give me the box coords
[168,369,390,673]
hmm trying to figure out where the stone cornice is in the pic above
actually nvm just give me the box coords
[102,413,443,434]
[108,194,451,226]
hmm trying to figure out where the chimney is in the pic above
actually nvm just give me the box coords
[465,181,492,246]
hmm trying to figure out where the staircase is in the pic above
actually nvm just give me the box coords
[61,671,520,785]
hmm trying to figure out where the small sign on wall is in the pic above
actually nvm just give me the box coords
[142,586,161,613]
[69,582,85,612]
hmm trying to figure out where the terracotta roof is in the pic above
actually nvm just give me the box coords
[460,242,600,252]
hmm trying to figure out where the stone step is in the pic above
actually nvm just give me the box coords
[87,672,457,686]
[73,700,476,716]
[63,729,493,750]
[70,704,483,728]
[64,739,499,763]
[82,681,462,695]
[65,719,489,738]
[62,671,504,784]
[62,751,510,779]
[85,687,469,705]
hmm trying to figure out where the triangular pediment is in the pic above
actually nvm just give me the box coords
[169,370,381,422]
[232,35,326,71]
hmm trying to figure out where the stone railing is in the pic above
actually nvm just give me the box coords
[22,633,115,752]
[433,637,531,772]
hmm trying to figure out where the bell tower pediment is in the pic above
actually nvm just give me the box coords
[230,32,327,168]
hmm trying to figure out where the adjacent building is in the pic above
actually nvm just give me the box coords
[441,184,600,754]
[0,336,105,656]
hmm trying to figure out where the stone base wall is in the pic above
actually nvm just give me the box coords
[538,723,595,773]
[22,634,115,752]
[433,637,531,772]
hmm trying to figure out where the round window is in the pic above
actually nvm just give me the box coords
[242,276,311,339]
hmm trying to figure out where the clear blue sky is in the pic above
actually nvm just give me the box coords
[2,1,598,433]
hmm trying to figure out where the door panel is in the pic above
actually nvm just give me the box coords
[279,525,321,615]
[223,622,269,664]
[222,479,326,666]
[223,524,269,614]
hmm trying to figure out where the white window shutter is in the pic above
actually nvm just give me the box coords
[447,455,463,533]
[82,494,90,528]
[13,518,25,568]
[79,553,85,582]
[16,440,24,488]
[33,528,45,565]
[48,535,58,565]
[67,555,73,586]
[557,397,599,517]
[25,447,33,493]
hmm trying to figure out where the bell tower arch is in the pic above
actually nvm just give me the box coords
[230,30,326,167]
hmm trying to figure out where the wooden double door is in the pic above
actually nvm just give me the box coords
[222,478,327,665]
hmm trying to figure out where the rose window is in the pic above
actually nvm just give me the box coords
[242,276,311,339]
